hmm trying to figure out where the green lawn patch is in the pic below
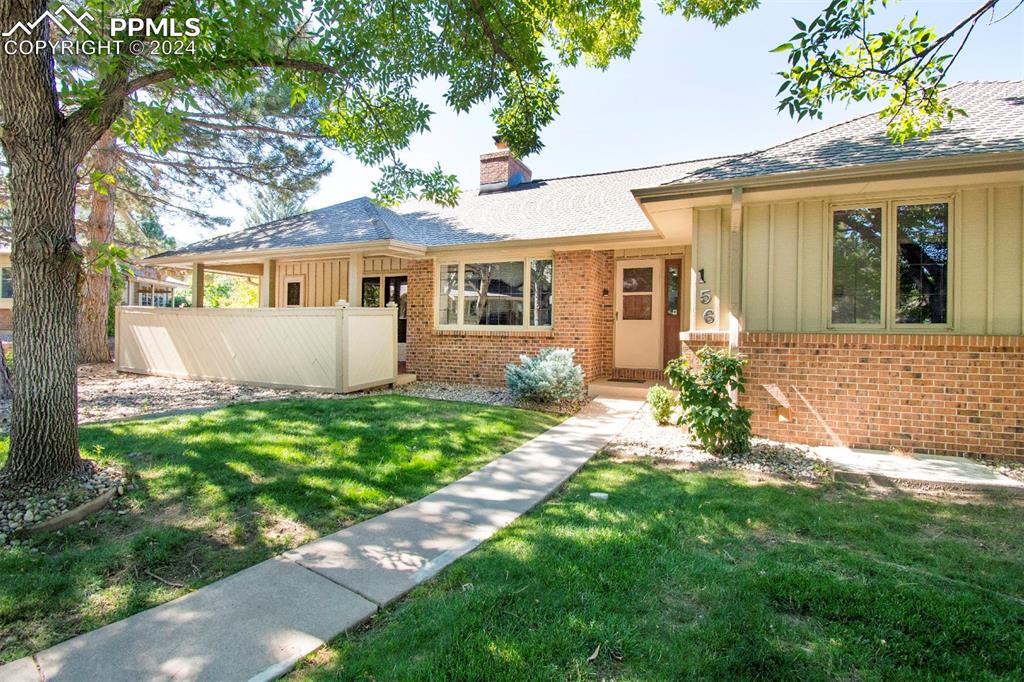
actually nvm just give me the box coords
[295,457,1024,681]
[0,395,562,662]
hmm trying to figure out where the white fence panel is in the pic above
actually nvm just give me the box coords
[116,306,397,393]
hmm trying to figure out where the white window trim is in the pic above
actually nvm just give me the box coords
[283,275,305,307]
[827,195,954,331]
[436,257,554,331]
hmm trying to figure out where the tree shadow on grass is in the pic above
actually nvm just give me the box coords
[0,395,560,663]
[306,461,1024,681]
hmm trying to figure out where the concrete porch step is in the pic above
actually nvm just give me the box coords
[393,372,417,387]
[588,377,659,400]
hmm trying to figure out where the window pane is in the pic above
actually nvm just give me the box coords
[666,265,680,316]
[832,208,882,324]
[438,264,458,325]
[622,267,653,293]
[896,203,948,324]
[0,268,11,299]
[286,281,301,306]
[530,259,553,326]
[361,277,381,307]
[464,261,524,325]
[623,295,652,320]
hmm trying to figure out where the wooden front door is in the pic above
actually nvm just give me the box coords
[613,259,663,369]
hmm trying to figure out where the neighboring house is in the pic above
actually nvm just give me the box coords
[0,247,185,329]
[0,245,13,332]
[122,264,187,307]
[144,81,1024,459]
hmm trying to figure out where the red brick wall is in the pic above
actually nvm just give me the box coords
[0,308,10,332]
[479,150,533,186]
[738,333,1024,460]
[405,250,613,386]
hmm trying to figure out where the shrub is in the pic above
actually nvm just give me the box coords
[666,346,752,455]
[647,385,674,425]
[506,347,584,404]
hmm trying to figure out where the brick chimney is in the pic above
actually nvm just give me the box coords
[479,136,532,193]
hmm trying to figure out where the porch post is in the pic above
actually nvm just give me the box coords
[347,254,361,305]
[127,278,136,306]
[192,263,205,308]
[261,258,277,307]
[728,186,743,350]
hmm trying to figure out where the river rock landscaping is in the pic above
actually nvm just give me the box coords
[0,462,125,547]
[394,380,587,414]
[607,403,832,481]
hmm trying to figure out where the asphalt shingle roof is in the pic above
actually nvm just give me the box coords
[665,81,1023,186]
[155,81,1021,259]
[153,156,733,257]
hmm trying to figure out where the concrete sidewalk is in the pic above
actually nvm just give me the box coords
[815,446,1024,493]
[0,397,641,682]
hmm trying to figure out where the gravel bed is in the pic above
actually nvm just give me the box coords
[0,363,362,430]
[606,404,831,481]
[391,380,518,406]
[0,365,581,431]
[992,461,1024,484]
[391,380,586,414]
[0,462,125,547]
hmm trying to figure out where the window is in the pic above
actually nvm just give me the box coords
[438,264,458,325]
[361,277,381,307]
[0,267,12,299]
[666,264,680,316]
[621,266,654,320]
[830,200,950,328]
[285,279,303,306]
[530,259,553,326]
[896,203,948,324]
[622,267,653,293]
[832,207,883,324]
[438,258,554,327]
[465,261,524,325]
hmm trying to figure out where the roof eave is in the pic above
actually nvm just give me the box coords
[630,150,1024,203]
[145,238,427,266]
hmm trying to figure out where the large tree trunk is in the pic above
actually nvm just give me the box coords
[0,1,84,482]
[78,132,118,364]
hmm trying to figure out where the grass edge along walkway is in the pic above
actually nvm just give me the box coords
[0,396,642,682]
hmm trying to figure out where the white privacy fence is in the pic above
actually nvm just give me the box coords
[116,306,398,393]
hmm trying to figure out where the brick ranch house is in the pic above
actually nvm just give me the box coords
[142,81,1024,460]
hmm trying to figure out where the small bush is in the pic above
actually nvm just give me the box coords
[506,347,584,405]
[647,385,674,425]
[666,346,752,455]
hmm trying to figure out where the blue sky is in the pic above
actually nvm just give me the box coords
[172,0,1024,243]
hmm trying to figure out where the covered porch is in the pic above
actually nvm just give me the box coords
[121,241,423,392]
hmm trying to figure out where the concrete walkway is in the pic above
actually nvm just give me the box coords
[0,397,641,682]
[815,446,1024,493]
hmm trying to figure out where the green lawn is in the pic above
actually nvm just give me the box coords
[0,395,562,663]
[294,456,1024,681]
